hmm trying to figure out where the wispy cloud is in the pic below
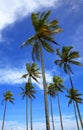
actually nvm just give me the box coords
[0,0,58,31]
[0,66,54,89]
[0,114,82,130]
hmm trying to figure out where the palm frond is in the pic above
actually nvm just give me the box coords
[32,42,40,61]
[56,48,62,58]
[70,60,83,66]
[21,74,28,78]
[41,39,54,53]
[42,10,51,22]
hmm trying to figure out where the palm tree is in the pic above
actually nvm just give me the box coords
[66,88,83,130]
[47,83,56,130]
[53,76,65,130]
[21,62,40,130]
[55,46,83,88]
[2,91,14,130]
[20,82,35,130]
[21,62,40,83]
[48,76,65,130]
[55,46,83,129]
[21,11,62,130]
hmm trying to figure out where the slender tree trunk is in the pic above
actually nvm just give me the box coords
[30,98,33,130]
[50,95,55,130]
[26,97,28,130]
[29,77,33,130]
[2,101,7,130]
[75,102,83,130]
[40,43,50,130]
[57,94,64,130]
[69,74,73,89]
[69,74,79,130]
[73,101,80,130]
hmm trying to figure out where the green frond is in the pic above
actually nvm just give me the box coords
[41,39,54,53]
[42,10,51,22]
[32,75,39,83]
[62,46,73,57]
[32,42,40,61]
[69,60,83,66]
[48,20,59,28]
[56,48,62,58]
[54,60,63,68]
[21,74,28,78]
[21,36,35,47]
[50,28,63,34]
[68,99,73,106]
[68,51,80,59]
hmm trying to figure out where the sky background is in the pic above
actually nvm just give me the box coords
[0,0,83,130]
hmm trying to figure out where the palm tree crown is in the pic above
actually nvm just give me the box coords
[53,76,65,93]
[66,88,83,106]
[55,46,83,74]
[20,82,36,100]
[2,91,14,104]
[21,11,62,61]
[21,62,40,83]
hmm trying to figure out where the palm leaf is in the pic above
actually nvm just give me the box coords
[21,74,28,78]
[32,75,39,83]
[41,40,54,53]
[32,42,40,61]
[42,10,51,22]
[70,60,83,66]
[68,51,80,59]
[56,48,62,58]
[21,36,35,47]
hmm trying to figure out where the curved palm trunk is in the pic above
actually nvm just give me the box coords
[30,98,33,130]
[2,101,7,130]
[26,97,28,130]
[75,102,83,130]
[50,95,55,130]
[69,74,74,89]
[73,101,80,130]
[40,43,50,130]
[57,94,64,130]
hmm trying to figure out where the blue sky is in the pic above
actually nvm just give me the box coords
[0,0,83,130]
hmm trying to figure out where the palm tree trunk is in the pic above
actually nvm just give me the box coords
[30,98,33,130]
[73,101,80,130]
[29,77,33,130]
[26,97,28,130]
[40,43,50,130]
[2,101,7,130]
[69,74,74,89]
[50,95,55,130]
[75,102,83,130]
[57,94,64,130]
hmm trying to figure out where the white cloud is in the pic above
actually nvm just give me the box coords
[0,66,54,89]
[0,114,82,130]
[0,0,57,32]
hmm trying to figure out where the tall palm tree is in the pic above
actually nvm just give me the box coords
[55,46,83,88]
[21,62,40,130]
[53,76,65,130]
[48,83,56,130]
[20,82,35,130]
[21,11,62,130]
[66,88,83,130]
[48,76,65,130]
[55,46,83,129]
[2,91,14,130]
